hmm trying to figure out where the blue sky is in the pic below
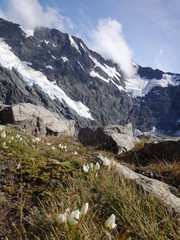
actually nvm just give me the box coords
[0,0,180,74]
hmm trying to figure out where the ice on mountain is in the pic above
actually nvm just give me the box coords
[48,51,56,59]
[126,74,177,97]
[78,62,84,70]
[68,35,81,54]
[89,54,124,91]
[111,79,125,91]
[90,70,109,83]
[60,56,69,63]
[46,65,53,69]
[89,55,121,81]
[125,75,148,97]
[80,43,87,52]
[0,40,93,120]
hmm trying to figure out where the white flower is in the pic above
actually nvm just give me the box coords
[52,146,56,150]
[32,137,41,143]
[102,157,110,167]
[10,136,14,141]
[81,203,89,215]
[16,134,21,139]
[56,213,66,224]
[55,208,70,224]
[73,151,78,155]
[1,131,6,138]
[68,209,80,225]
[105,214,117,230]
[83,164,89,173]
[19,137,23,142]
[58,144,67,151]
[47,142,51,146]
[95,162,100,171]
[2,142,8,149]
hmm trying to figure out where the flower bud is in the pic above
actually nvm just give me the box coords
[56,213,66,224]
[105,214,117,230]
[68,209,80,225]
[81,202,89,215]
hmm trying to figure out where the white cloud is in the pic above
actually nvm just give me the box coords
[89,18,136,78]
[0,0,74,32]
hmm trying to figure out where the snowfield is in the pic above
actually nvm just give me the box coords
[126,73,178,97]
[0,40,94,120]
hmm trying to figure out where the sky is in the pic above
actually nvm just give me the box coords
[0,0,179,75]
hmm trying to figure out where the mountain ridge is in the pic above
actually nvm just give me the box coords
[0,18,180,134]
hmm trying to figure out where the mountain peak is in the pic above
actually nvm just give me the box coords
[0,18,179,134]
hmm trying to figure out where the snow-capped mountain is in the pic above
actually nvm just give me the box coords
[0,18,180,134]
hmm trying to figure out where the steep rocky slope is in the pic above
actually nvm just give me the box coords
[0,18,180,133]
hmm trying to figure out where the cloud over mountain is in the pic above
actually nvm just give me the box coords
[0,0,74,32]
[89,18,136,78]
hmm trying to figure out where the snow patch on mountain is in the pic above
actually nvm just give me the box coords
[90,70,109,83]
[126,74,178,97]
[48,51,56,59]
[60,56,68,63]
[0,40,93,120]
[46,65,53,69]
[89,55,121,81]
[80,43,87,52]
[89,54,125,91]
[78,61,84,70]
[68,35,81,54]
[111,80,125,91]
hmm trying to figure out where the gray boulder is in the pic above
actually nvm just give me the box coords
[0,103,75,136]
[118,138,180,166]
[78,123,140,154]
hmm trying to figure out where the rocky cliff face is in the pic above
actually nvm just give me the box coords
[0,18,180,133]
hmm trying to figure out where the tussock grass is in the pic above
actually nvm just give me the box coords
[0,126,179,239]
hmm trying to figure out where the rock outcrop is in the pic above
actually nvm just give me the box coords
[96,154,180,222]
[118,138,180,165]
[78,123,140,154]
[0,103,75,136]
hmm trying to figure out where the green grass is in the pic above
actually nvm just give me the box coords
[0,127,179,239]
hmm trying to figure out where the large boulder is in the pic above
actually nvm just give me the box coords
[0,103,75,136]
[78,123,140,154]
